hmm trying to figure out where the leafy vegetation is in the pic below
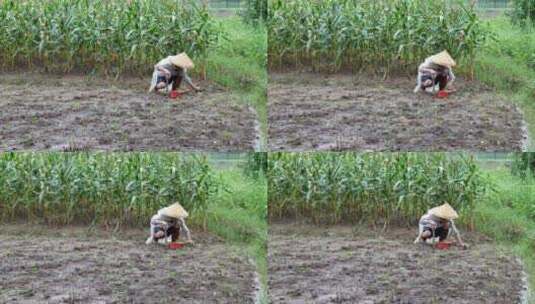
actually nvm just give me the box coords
[268,0,488,73]
[244,152,268,178]
[474,160,535,301]
[512,152,535,177]
[475,16,535,150]
[242,0,268,23]
[0,0,221,76]
[205,161,267,303]
[268,153,488,226]
[0,153,220,227]
[509,0,535,26]
[206,17,267,147]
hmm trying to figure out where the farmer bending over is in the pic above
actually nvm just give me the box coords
[414,50,456,94]
[149,52,201,93]
[146,202,193,245]
[414,203,467,249]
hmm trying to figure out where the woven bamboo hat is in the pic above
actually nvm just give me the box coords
[169,53,194,69]
[157,202,189,219]
[427,50,456,68]
[428,203,459,220]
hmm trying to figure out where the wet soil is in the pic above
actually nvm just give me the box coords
[0,225,256,304]
[268,73,525,151]
[0,73,256,151]
[268,223,525,304]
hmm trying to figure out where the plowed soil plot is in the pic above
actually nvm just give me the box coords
[269,73,526,151]
[0,225,257,304]
[269,223,526,304]
[0,73,256,151]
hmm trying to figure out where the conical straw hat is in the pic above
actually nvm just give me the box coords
[428,203,458,220]
[427,50,456,68]
[169,53,194,69]
[158,202,189,219]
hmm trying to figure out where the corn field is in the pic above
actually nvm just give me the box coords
[268,153,488,225]
[0,0,221,76]
[0,153,220,227]
[268,0,488,73]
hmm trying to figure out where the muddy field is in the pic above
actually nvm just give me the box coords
[0,73,257,151]
[269,223,525,304]
[269,73,526,151]
[0,225,257,304]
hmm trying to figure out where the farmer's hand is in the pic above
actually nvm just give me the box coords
[459,243,468,250]
[185,239,195,245]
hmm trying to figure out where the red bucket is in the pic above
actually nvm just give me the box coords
[168,242,185,250]
[436,90,449,99]
[435,242,451,250]
[169,90,181,99]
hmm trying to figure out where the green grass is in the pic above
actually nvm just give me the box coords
[206,16,267,150]
[475,15,535,150]
[206,168,267,303]
[475,166,535,303]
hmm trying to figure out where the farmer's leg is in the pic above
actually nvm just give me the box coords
[435,227,449,241]
[146,225,164,244]
[437,74,449,91]
[171,75,183,91]
[421,230,432,239]
[168,226,181,242]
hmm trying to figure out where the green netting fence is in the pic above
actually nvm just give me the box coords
[475,0,509,9]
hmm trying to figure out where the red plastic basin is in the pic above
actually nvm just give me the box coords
[168,242,185,250]
[435,242,451,250]
[169,90,181,99]
[436,90,449,99]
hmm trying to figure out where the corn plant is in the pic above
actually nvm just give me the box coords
[268,0,488,73]
[268,153,488,226]
[0,0,221,76]
[0,153,221,228]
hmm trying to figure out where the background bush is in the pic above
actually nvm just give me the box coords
[512,152,535,177]
[242,0,268,23]
[509,0,535,26]
[244,152,267,178]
